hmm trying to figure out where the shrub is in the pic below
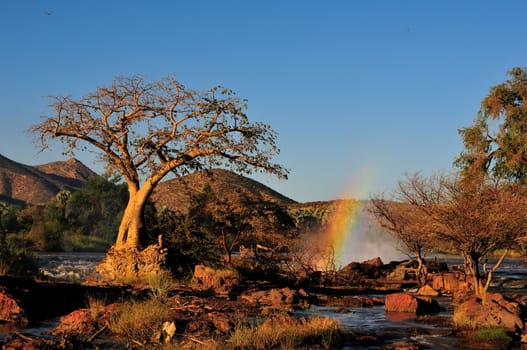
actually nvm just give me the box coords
[0,235,39,277]
[86,295,107,320]
[109,298,170,344]
[147,271,174,300]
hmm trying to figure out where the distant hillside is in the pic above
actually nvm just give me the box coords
[0,154,97,205]
[151,169,297,214]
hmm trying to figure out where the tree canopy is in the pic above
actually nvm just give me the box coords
[456,67,527,184]
[378,172,527,295]
[30,75,288,250]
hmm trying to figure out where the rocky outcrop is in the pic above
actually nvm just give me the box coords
[190,265,240,296]
[417,285,440,297]
[96,243,168,282]
[454,293,525,332]
[431,272,467,294]
[0,276,127,326]
[240,287,309,313]
[337,257,386,284]
[385,293,443,314]
[53,309,98,336]
[0,289,27,325]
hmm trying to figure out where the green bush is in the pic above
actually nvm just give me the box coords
[476,327,511,341]
[0,235,39,277]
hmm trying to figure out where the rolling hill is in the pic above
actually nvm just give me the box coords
[150,168,297,214]
[0,154,97,205]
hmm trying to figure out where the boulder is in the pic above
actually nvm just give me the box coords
[337,257,385,282]
[207,312,233,334]
[431,272,467,294]
[53,308,97,335]
[191,265,240,296]
[385,293,442,314]
[418,285,440,297]
[0,290,27,325]
[96,243,168,282]
[385,260,418,281]
[454,293,524,332]
[240,287,308,312]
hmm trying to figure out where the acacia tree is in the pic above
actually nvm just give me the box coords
[400,173,527,295]
[369,189,436,287]
[30,75,287,251]
[456,67,527,184]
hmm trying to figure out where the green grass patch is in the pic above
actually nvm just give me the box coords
[476,327,511,341]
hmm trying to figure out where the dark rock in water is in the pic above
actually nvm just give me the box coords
[337,256,385,282]
[0,276,128,325]
[454,293,524,332]
[325,295,384,307]
[501,279,527,289]
[385,293,442,314]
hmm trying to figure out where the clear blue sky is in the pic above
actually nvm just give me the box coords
[1,0,525,202]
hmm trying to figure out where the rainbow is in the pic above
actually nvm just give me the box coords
[317,168,374,268]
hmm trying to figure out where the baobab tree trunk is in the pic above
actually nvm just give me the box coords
[97,181,168,281]
[114,179,157,250]
[115,196,147,249]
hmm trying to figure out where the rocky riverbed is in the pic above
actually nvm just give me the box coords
[1,254,527,349]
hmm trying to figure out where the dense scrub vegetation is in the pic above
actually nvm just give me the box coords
[0,174,338,280]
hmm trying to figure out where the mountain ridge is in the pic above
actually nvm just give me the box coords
[0,154,97,205]
[150,168,297,214]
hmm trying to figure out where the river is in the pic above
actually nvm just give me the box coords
[16,253,527,348]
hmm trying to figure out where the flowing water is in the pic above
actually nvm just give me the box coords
[7,253,527,348]
[296,301,457,349]
[36,252,105,282]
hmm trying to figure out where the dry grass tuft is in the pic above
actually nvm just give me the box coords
[229,315,340,349]
[108,298,170,343]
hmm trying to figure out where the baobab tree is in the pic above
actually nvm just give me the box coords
[30,75,288,254]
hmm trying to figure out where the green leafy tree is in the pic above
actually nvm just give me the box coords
[456,67,527,184]
[30,75,287,251]
[67,175,128,241]
[163,186,221,275]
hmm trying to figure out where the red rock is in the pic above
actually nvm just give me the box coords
[191,265,240,295]
[54,308,96,334]
[454,293,524,331]
[0,291,27,325]
[385,293,442,314]
[418,285,440,296]
[431,272,467,294]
